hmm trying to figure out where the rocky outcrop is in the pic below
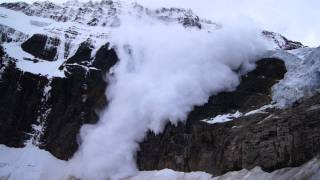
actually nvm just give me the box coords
[262,31,305,50]
[62,41,118,75]
[64,40,93,65]
[39,67,108,160]
[92,43,118,72]
[21,34,60,61]
[137,58,320,175]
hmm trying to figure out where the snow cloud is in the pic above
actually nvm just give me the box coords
[66,10,268,180]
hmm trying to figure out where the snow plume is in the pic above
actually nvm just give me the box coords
[67,13,268,180]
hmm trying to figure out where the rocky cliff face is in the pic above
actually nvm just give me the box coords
[0,33,118,160]
[0,0,222,162]
[0,0,318,179]
[137,60,320,175]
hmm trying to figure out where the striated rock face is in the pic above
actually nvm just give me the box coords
[137,58,320,175]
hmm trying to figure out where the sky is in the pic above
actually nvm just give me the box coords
[1,0,319,47]
[140,0,320,47]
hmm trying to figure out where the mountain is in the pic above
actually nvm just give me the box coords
[0,0,221,160]
[0,0,319,179]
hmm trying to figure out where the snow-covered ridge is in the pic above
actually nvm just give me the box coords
[0,0,219,29]
[0,0,222,78]
[262,31,305,50]
[0,0,304,79]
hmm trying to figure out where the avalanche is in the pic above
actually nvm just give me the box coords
[67,7,268,180]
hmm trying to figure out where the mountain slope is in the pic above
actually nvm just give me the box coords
[0,1,319,180]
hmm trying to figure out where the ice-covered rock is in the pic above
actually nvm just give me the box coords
[270,47,320,107]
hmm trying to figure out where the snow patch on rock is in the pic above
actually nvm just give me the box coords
[202,111,242,124]
[202,104,275,125]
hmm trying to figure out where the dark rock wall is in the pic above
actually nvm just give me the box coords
[39,68,108,160]
[0,62,48,147]
[92,43,118,72]
[0,34,118,160]
[137,59,320,176]
[218,95,320,173]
